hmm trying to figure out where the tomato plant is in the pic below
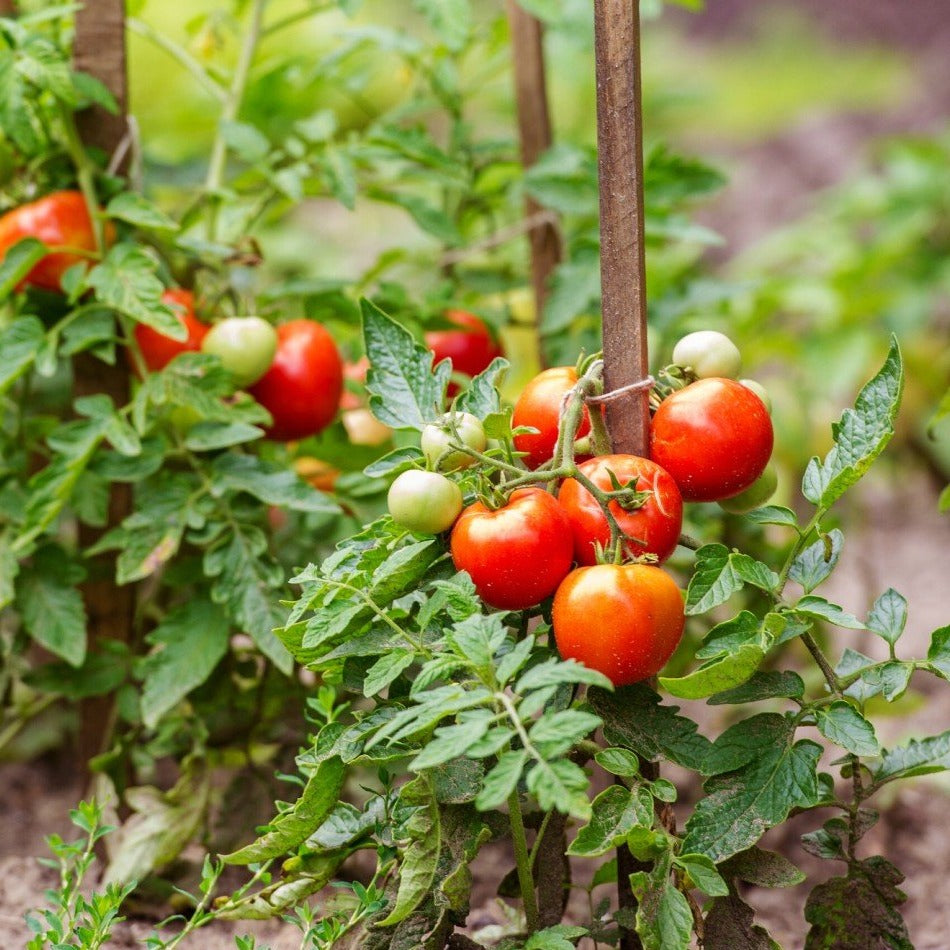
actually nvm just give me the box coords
[671,329,742,379]
[650,377,774,501]
[201,315,277,387]
[450,487,574,610]
[421,411,487,470]
[558,454,683,565]
[552,562,685,685]
[512,365,592,469]
[425,309,503,392]
[0,190,106,292]
[132,289,209,372]
[387,470,462,534]
[249,319,343,441]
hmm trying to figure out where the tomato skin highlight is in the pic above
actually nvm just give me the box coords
[553,563,685,686]
[650,377,773,502]
[425,310,504,390]
[558,455,683,565]
[134,289,209,372]
[512,366,591,470]
[450,488,574,611]
[0,190,107,292]
[249,319,343,441]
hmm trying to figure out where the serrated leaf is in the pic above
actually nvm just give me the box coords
[517,657,613,692]
[926,626,950,679]
[568,785,649,857]
[789,529,843,594]
[363,650,414,697]
[16,553,87,666]
[871,731,950,783]
[866,588,907,648]
[475,749,526,811]
[183,421,264,451]
[589,684,711,772]
[744,505,798,528]
[140,599,229,728]
[223,756,345,864]
[0,239,47,301]
[0,316,45,392]
[453,356,506,417]
[363,446,423,478]
[675,853,729,896]
[795,595,865,630]
[212,454,338,513]
[595,747,641,777]
[411,0,471,51]
[106,192,179,232]
[719,846,805,888]
[684,715,821,862]
[526,757,591,819]
[660,642,764,700]
[362,298,449,430]
[410,716,491,771]
[708,670,805,705]
[629,872,693,950]
[815,701,880,757]
[530,709,601,757]
[704,892,776,950]
[685,544,741,614]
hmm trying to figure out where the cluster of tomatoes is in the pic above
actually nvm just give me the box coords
[387,329,775,687]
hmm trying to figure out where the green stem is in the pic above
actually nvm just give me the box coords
[527,809,554,870]
[60,108,104,250]
[508,788,540,933]
[205,0,266,241]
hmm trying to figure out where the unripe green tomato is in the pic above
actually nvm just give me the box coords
[739,378,772,414]
[420,412,486,470]
[718,463,778,513]
[672,330,742,380]
[388,470,463,534]
[201,316,278,387]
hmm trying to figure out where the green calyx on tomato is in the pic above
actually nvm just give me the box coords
[450,487,573,611]
[388,470,463,535]
[672,330,742,380]
[421,412,486,470]
[201,316,278,388]
[558,455,684,566]
[717,462,778,513]
[552,563,685,686]
[650,377,773,502]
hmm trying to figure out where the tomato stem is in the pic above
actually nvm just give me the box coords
[507,787,540,933]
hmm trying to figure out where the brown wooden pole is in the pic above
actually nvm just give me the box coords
[0,1,17,17]
[506,1,561,355]
[593,2,653,947]
[72,0,134,771]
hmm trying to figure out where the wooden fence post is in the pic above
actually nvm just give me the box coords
[72,0,134,772]
[593,2,654,947]
[507,1,561,360]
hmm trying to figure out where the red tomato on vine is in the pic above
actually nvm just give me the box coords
[553,563,685,686]
[511,366,591,470]
[0,190,109,292]
[425,310,504,393]
[650,377,773,502]
[249,319,343,441]
[450,488,573,611]
[558,454,683,566]
[134,289,209,372]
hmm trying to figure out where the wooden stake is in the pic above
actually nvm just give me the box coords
[507,1,561,345]
[593,0,650,458]
[72,0,134,771]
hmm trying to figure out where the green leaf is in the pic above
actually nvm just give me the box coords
[475,749,527,811]
[376,777,440,927]
[686,545,777,615]
[86,244,184,338]
[629,871,693,950]
[789,529,843,594]
[220,119,270,162]
[0,541,18,611]
[363,649,415,697]
[212,454,338,513]
[719,846,805,888]
[453,356,506,417]
[222,756,345,864]
[804,856,910,950]
[675,853,729,897]
[106,192,179,232]
[524,926,589,950]
[410,716,492,771]
[140,599,230,728]
[802,339,904,509]
[0,238,47,300]
[183,421,264,451]
[16,550,87,666]
[660,642,764,700]
[926,626,950,680]
[363,446,423,478]
[517,657,613,693]
[866,588,907,648]
[411,0,471,51]
[0,316,45,392]
[526,757,591,820]
[567,785,650,857]
[795,595,865,630]
[744,505,798,528]
[815,702,880,757]
[871,731,950,783]
[589,684,712,772]
[703,893,777,950]
[362,298,449,430]
[708,670,805,705]
[595,747,641,777]
[684,714,822,861]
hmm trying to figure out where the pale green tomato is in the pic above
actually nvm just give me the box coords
[421,412,486,470]
[718,463,778,513]
[388,470,463,534]
[672,330,741,380]
[740,378,772,414]
[201,316,278,387]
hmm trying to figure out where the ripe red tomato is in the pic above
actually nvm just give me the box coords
[134,289,209,372]
[650,378,773,502]
[450,488,573,611]
[558,455,683,566]
[249,319,343,441]
[425,310,504,392]
[553,563,685,686]
[511,366,591,470]
[0,190,109,292]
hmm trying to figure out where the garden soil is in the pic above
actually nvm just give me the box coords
[3,0,950,946]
